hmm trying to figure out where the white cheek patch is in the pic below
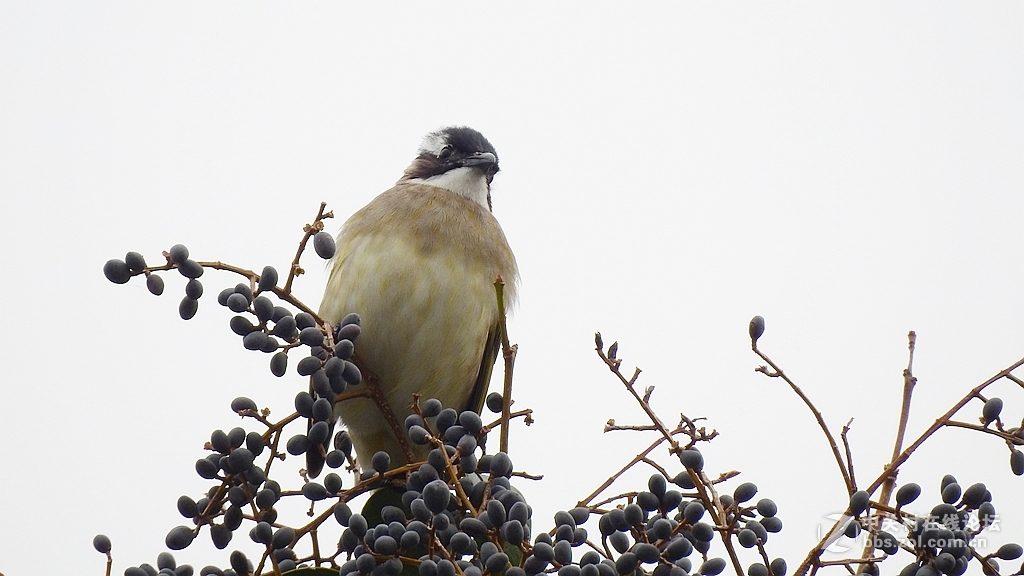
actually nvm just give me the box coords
[409,167,491,210]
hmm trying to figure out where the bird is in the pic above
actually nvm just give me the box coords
[316,126,518,473]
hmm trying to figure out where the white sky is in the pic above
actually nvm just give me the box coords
[2,3,1023,575]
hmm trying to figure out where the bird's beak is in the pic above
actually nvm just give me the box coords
[459,152,497,168]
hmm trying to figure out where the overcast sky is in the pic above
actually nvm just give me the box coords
[2,3,1023,575]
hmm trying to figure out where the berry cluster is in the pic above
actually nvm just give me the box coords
[587,474,784,576]
[97,550,198,576]
[103,245,205,319]
[101,205,795,576]
[335,392,526,576]
[584,336,787,576]
[99,206,1024,576]
[134,391,523,576]
[327,388,786,576]
[103,233,347,385]
[845,474,1023,576]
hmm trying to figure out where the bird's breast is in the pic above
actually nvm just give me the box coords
[317,183,518,462]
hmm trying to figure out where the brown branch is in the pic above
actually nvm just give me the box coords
[604,423,660,432]
[816,557,885,568]
[436,435,477,516]
[576,433,672,508]
[944,419,1024,444]
[367,375,416,465]
[590,335,742,573]
[752,345,854,495]
[1004,372,1024,389]
[595,333,681,455]
[587,492,639,510]
[283,202,332,295]
[587,478,698,510]
[483,409,533,432]
[865,355,1024,493]
[879,331,918,504]
[754,539,773,575]
[698,464,743,575]
[496,276,517,454]
[795,353,1024,576]
[710,470,741,484]
[640,457,674,481]
[860,331,915,562]
[841,418,856,491]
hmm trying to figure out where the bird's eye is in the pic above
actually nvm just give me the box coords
[438,146,453,161]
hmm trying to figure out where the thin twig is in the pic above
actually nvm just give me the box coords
[710,470,742,484]
[754,540,773,575]
[840,418,856,489]
[595,334,681,456]
[283,202,332,295]
[576,433,674,508]
[860,331,915,562]
[753,345,854,494]
[483,409,533,433]
[944,420,1024,443]
[867,355,1024,492]
[639,457,674,480]
[795,353,1024,576]
[496,277,517,454]
[1004,373,1024,389]
[882,331,918,502]
[364,372,416,465]
[817,557,885,568]
[591,335,742,574]
[695,465,743,575]
[604,423,660,432]
[588,492,640,510]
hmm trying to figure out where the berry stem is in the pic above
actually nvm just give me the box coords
[283,202,333,295]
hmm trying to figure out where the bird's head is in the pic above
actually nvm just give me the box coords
[400,126,500,211]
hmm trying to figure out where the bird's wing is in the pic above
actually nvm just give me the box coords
[466,323,502,415]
